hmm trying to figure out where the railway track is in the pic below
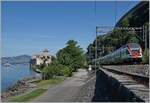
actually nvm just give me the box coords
[100,66,149,102]
[101,66,149,86]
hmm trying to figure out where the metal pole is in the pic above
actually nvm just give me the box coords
[143,25,145,47]
[145,26,147,49]
[95,26,98,73]
[115,0,117,25]
[89,46,91,65]
[94,0,96,16]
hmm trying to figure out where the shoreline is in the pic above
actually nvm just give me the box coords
[2,76,67,102]
[1,75,42,101]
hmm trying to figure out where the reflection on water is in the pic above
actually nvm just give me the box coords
[1,63,37,92]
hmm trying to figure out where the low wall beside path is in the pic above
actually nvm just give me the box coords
[92,69,144,102]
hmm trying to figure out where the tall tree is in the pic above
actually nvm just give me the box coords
[57,40,86,71]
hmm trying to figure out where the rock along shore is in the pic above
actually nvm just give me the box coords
[1,76,41,100]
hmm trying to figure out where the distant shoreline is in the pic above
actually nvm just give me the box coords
[2,62,30,66]
[1,55,31,65]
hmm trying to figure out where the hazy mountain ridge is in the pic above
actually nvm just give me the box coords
[1,55,31,65]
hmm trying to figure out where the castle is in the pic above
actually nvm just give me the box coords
[30,49,52,67]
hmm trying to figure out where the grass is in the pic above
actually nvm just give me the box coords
[8,76,66,102]
[36,77,66,88]
[9,89,47,102]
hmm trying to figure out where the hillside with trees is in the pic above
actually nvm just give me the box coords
[2,55,31,65]
[86,1,149,64]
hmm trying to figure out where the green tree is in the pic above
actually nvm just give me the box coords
[66,40,77,47]
[57,40,86,71]
[121,17,130,27]
[128,36,139,43]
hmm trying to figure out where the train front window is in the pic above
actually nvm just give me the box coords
[132,50,140,53]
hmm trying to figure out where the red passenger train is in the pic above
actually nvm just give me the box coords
[93,43,143,64]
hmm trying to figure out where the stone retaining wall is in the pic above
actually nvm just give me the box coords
[92,69,144,102]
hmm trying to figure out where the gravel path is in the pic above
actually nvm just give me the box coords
[32,69,94,102]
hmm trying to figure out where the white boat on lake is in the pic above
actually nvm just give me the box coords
[3,63,11,67]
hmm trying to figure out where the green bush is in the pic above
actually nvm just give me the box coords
[42,64,73,79]
[142,48,149,64]
[42,66,54,79]
[60,65,72,77]
[54,64,72,77]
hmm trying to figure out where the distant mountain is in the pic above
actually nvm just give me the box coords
[1,55,31,65]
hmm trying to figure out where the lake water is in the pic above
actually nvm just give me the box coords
[1,63,37,92]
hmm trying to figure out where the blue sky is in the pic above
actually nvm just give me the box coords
[2,1,139,57]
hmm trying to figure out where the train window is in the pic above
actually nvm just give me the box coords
[132,50,140,53]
